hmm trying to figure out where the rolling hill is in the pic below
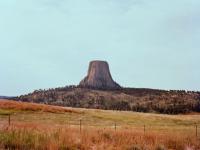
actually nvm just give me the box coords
[16,86,200,114]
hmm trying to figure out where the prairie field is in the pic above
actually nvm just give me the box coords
[0,99,200,150]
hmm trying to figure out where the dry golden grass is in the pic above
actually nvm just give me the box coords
[0,99,200,150]
[0,123,199,150]
[0,99,79,114]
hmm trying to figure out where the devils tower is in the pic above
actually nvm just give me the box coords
[79,60,121,90]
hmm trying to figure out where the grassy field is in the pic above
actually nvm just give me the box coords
[0,99,200,150]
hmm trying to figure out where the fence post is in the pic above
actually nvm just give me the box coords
[115,122,116,131]
[196,124,198,138]
[144,125,146,134]
[80,119,82,132]
[67,115,70,128]
[8,114,11,126]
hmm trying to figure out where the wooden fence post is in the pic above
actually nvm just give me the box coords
[80,119,82,132]
[67,115,70,128]
[115,122,116,131]
[8,114,11,126]
[196,124,198,138]
[144,125,146,134]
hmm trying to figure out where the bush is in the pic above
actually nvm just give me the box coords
[156,145,166,150]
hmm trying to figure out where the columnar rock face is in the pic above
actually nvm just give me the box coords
[79,60,121,90]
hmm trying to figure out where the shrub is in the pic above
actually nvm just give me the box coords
[155,145,166,150]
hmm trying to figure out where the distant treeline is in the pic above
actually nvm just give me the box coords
[17,86,200,114]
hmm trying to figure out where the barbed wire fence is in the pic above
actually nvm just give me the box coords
[0,113,199,139]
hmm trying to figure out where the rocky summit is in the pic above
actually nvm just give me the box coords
[16,60,200,114]
[79,60,121,90]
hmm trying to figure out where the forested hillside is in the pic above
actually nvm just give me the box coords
[16,86,200,114]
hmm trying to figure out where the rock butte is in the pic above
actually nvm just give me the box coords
[79,60,121,90]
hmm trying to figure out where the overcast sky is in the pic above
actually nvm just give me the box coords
[0,0,200,96]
